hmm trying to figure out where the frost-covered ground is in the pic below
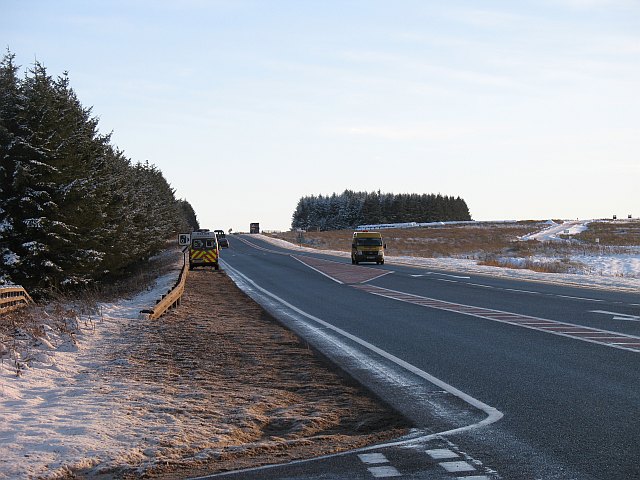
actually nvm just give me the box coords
[0,256,184,479]
[0,250,403,479]
[519,219,589,241]
[259,220,640,292]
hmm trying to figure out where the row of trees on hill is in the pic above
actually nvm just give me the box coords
[291,190,471,231]
[0,51,198,297]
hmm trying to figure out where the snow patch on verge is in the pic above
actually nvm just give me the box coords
[0,261,182,479]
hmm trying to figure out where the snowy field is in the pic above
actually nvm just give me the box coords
[260,220,640,292]
[0,256,184,479]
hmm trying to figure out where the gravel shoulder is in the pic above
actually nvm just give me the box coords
[113,269,409,478]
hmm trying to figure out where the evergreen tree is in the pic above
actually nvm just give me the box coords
[290,189,472,230]
[177,199,199,231]
[0,50,23,284]
[0,51,201,295]
[361,191,382,225]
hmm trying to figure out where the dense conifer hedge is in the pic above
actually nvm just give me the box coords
[0,51,198,296]
[292,190,471,231]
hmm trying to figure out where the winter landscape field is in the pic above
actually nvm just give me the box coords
[268,219,640,290]
[0,219,638,479]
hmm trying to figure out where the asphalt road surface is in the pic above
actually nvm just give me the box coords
[196,235,640,480]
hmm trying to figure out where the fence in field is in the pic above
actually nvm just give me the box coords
[140,260,189,320]
[0,286,33,315]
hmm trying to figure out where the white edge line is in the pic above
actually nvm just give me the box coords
[222,261,502,420]
[202,260,504,479]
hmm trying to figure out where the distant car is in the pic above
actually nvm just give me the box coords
[214,229,229,248]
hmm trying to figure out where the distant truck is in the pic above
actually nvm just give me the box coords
[250,222,260,234]
[351,231,386,265]
[188,229,219,270]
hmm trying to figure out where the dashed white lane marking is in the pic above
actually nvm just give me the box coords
[367,465,402,478]
[358,453,402,478]
[412,272,471,279]
[358,453,389,464]
[457,476,490,480]
[439,461,476,473]
[502,288,541,295]
[554,294,603,302]
[426,448,459,460]
[367,466,402,478]
[590,310,640,322]
[432,277,615,305]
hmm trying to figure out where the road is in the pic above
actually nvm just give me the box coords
[196,234,640,480]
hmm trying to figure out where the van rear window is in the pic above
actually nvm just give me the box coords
[192,239,216,249]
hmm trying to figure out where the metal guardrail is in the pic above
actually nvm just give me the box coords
[0,286,34,314]
[140,262,189,320]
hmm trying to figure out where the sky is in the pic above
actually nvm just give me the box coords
[2,0,639,232]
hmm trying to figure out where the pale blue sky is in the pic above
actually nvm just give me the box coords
[3,0,639,232]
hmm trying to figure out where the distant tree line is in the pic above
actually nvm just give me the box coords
[0,51,199,297]
[291,190,471,231]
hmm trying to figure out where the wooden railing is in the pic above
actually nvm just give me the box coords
[140,262,189,320]
[0,286,34,314]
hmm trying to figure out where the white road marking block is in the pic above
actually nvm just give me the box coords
[440,461,476,473]
[590,310,640,321]
[426,448,458,460]
[457,476,490,480]
[358,453,389,464]
[368,466,402,477]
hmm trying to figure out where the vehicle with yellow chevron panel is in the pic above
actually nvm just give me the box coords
[189,229,220,270]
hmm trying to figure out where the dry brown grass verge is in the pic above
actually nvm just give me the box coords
[572,219,640,246]
[478,257,583,274]
[106,270,409,479]
[269,221,550,258]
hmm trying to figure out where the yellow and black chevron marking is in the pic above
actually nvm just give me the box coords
[190,249,218,263]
